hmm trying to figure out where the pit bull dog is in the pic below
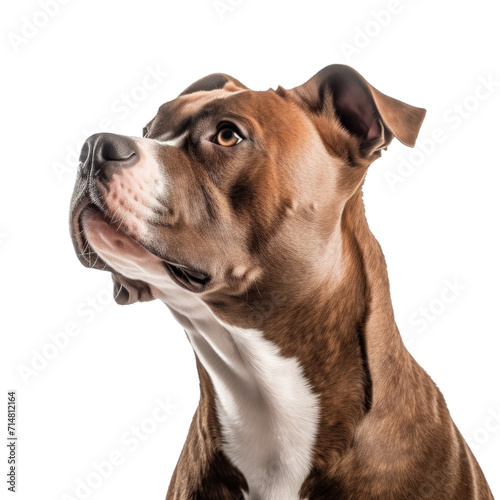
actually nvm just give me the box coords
[69,64,494,499]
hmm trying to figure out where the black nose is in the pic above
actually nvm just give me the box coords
[79,133,138,180]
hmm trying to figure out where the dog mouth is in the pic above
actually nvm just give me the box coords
[71,200,211,293]
[162,260,211,292]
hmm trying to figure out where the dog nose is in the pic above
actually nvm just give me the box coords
[79,133,138,180]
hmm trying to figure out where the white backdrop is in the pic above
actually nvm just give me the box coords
[1,0,499,498]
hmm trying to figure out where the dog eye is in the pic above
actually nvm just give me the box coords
[214,126,243,147]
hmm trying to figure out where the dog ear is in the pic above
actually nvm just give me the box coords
[291,64,425,156]
[180,73,247,96]
[111,272,155,305]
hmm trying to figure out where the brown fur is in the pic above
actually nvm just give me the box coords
[70,65,494,499]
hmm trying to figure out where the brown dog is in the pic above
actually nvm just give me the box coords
[70,65,494,499]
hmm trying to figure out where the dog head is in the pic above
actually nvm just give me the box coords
[69,65,425,326]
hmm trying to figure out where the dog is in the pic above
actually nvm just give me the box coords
[70,65,494,499]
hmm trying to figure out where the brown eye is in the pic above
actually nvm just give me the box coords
[214,127,243,147]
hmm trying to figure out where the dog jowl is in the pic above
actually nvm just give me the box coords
[69,65,494,500]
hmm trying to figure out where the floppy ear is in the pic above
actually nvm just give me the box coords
[291,64,425,156]
[180,73,247,95]
[111,273,155,305]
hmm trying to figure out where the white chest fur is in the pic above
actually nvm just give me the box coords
[184,312,319,500]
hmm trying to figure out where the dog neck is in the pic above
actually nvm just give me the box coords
[157,187,408,498]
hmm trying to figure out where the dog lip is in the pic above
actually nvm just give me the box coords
[162,260,211,293]
[70,195,96,268]
[73,203,112,270]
